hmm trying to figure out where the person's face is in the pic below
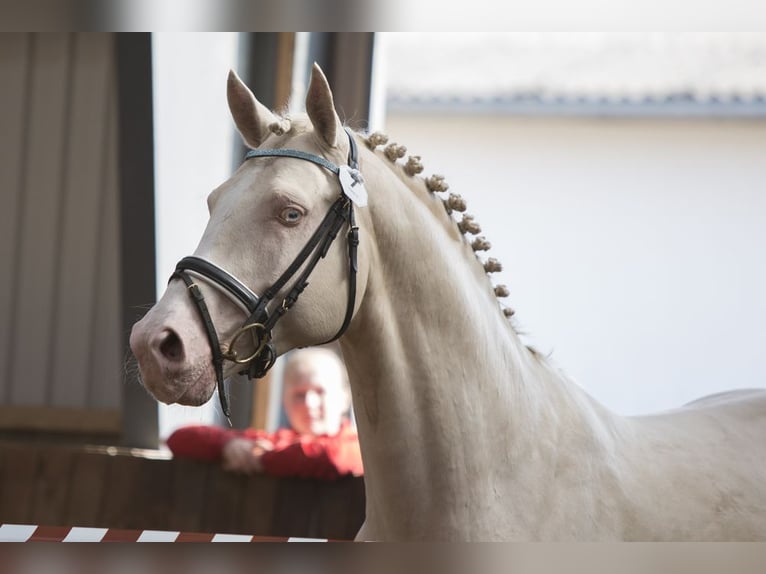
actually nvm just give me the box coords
[282,356,349,436]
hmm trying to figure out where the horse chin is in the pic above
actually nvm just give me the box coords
[175,380,216,407]
[142,361,216,407]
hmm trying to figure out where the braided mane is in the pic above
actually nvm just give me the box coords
[361,130,518,323]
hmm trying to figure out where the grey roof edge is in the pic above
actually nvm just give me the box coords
[386,94,766,119]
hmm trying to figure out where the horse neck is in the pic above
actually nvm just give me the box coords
[339,153,613,537]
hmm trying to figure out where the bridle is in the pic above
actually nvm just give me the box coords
[170,128,364,420]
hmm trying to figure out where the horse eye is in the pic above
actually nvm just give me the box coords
[279,207,303,225]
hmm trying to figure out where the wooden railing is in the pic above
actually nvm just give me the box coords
[0,441,365,540]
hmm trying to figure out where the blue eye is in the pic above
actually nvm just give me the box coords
[280,207,303,224]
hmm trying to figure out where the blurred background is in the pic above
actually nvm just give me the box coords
[2,32,765,451]
[0,28,765,541]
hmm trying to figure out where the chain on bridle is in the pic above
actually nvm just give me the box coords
[170,128,365,420]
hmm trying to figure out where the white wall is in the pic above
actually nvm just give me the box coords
[152,33,240,440]
[385,114,766,415]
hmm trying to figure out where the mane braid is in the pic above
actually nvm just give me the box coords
[268,117,292,135]
[362,129,522,336]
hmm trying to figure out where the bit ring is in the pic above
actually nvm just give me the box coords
[221,322,269,364]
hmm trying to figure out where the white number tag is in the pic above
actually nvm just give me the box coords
[339,165,368,207]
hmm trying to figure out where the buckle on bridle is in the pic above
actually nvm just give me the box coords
[220,322,270,364]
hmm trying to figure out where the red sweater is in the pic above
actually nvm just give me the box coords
[166,421,363,480]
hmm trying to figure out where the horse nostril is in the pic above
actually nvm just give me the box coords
[158,329,184,363]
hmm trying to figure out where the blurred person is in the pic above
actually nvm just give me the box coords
[166,348,363,480]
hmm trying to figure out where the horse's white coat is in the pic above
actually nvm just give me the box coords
[130,65,766,541]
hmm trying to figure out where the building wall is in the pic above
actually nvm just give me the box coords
[385,113,766,415]
[0,33,122,434]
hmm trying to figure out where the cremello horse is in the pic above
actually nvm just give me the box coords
[130,64,766,541]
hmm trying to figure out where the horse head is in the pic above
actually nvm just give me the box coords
[130,64,371,410]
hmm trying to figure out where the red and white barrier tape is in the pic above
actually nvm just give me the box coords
[0,524,330,542]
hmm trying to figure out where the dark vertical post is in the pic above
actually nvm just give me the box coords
[232,33,295,169]
[115,33,159,448]
[226,33,296,430]
[305,33,375,130]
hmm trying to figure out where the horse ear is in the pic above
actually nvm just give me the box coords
[305,63,342,148]
[226,69,277,148]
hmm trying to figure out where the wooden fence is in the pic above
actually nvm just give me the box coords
[0,441,365,540]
